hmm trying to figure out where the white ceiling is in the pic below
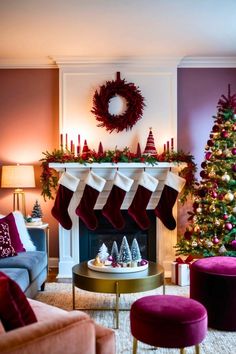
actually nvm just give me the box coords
[1,0,236,67]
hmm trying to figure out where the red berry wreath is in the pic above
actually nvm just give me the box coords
[91,72,145,133]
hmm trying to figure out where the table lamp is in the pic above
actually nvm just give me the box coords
[1,164,35,216]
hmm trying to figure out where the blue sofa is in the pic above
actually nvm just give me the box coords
[0,228,48,298]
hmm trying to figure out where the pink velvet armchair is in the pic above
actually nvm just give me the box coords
[0,299,116,354]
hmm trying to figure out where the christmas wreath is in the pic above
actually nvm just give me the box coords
[91,72,145,133]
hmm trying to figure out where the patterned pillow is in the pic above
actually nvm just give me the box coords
[0,222,17,258]
[0,213,25,253]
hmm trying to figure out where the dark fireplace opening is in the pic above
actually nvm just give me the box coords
[79,210,156,262]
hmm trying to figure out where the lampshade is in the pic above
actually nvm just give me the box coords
[1,165,35,188]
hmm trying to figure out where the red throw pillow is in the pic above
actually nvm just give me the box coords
[0,213,25,253]
[0,222,17,258]
[0,272,37,331]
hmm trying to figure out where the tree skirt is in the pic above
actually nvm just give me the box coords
[36,283,235,354]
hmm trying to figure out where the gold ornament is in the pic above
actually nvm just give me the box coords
[222,172,230,182]
[194,225,200,233]
[209,170,216,177]
[191,241,198,248]
[224,191,234,202]
[209,204,216,212]
[196,207,202,214]
[215,219,220,226]
[215,149,222,156]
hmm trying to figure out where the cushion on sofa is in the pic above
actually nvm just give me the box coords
[0,213,25,253]
[0,223,17,258]
[1,268,30,293]
[0,272,37,331]
[0,251,47,282]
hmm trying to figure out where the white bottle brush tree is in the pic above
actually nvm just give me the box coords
[98,243,109,262]
[111,241,119,263]
[131,238,142,262]
[31,200,43,219]
[118,236,132,264]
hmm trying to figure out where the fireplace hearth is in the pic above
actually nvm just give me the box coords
[79,210,156,262]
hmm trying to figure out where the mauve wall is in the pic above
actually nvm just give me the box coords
[177,68,236,235]
[0,69,59,257]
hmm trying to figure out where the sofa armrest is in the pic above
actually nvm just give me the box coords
[27,228,47,252]
[0,311,96,354]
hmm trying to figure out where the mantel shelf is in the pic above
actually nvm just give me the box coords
[49,162,186,171]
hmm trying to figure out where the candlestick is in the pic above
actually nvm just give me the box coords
[167,141,170,154]
[70,140,73,153]
[164,144,166,153]
[78,134,80,146]
[60,133,63,150]
[171,137,174,151]
[77,145,80,155]
[65,133,68,150]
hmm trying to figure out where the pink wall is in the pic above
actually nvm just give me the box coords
[0,69,59,257]
[177,68,236,234]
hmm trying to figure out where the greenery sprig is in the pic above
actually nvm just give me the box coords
[40,147,197,202]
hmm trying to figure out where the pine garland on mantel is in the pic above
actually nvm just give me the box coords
[40,147,197,202]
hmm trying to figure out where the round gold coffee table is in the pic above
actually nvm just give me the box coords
[72,261,165,328]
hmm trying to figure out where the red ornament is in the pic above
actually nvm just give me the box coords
[212,236,219,244]
[231,240,236,250]
[221,130,229,138]
[232,147,236,155]
[223,214,229,220]
[205,152,212,160]
[225,222,233,231]
[232,164,236,172]
[207,139,214,147]
[91,72,145,133]
[212,124,220,132]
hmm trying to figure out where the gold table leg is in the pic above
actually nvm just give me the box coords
[115,281,119,329]
[195,344,200,354]
[133,337,138,354]
[72,283,75,310]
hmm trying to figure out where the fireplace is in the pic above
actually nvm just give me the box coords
[79,210,156,262]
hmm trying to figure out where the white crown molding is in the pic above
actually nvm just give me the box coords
[0,58,58,69]
[53,56,182,69]
[179,56,236,68]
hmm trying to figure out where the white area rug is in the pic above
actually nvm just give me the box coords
[36,283,236,354]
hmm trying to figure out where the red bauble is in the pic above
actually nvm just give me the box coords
[221,130,229,138]
[212,124,220,132]
[207,139,214,147]
[140,259,148,266]
[225,222,233,231]
[212,236,220,244]
[223,214,229,220]
[184,231,192,240]
[201,161,207,168]
[231,147,236,155]
[205,152,212,160]
[231,240,236,250]
[211,190,218,198]
[232,164,236,172]
[200,170,208,178]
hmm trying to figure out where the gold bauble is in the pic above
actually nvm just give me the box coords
[224,191,234,202]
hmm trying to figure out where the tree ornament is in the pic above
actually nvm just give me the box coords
[215,149,222,156]
[111,241,119,263]
[196,207,202,214]
[231,239,236,250]
[207,139,214,147]
[232,164,236,172]
[212,124,220,132]
[225,222,233,231]
[184,230,192,240]
[205,152,212,160]
[233,207,236,215]
[221,130,229,138]
[91,72,145,133]
[191,240,198,247]
[232,147,236,155]
[31,200,43,219]
[118,236,132,265]
[205,240,213,248]
[143,128,157,156]
[212,236,220,244]
[224,191,234,202]
[215,219,221,227]
[223,213,229,220]
[219,244,227,254]
[209,204,216,213]
[98,243,109,263]
[130,238,142,265]
[222,172,230,182]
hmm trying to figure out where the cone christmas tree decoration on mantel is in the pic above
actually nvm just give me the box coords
[143,128,157,156]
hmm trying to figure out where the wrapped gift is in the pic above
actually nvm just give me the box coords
[171,255,194,286]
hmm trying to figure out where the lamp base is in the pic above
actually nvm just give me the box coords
[13,189,26,216]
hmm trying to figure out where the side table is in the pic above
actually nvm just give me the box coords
[26,223,50,272]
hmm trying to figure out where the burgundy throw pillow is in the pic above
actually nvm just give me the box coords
[0,213,25,252]
[0,272,37,331]
[0,222,17,258]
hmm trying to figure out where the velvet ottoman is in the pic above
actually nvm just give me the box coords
[190,256,236,331]
[130,295,207,353]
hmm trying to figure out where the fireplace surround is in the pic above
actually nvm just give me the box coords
[49,162,184,278]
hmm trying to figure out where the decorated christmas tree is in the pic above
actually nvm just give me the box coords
[176,86,236,257]
[31,200,43,219]
[111,241,119,263]
[118,236,132,265]
[130,238,142,262]
[98,243,109,262]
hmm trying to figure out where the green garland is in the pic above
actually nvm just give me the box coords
[40,147,197,202]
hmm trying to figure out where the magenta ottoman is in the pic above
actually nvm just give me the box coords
[130,295,207,352]
[190,256,236,331]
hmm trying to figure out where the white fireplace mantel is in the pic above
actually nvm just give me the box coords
[49,162,185,278]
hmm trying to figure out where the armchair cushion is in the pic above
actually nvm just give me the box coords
[0,223,16,258]
[0,272,37,331]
